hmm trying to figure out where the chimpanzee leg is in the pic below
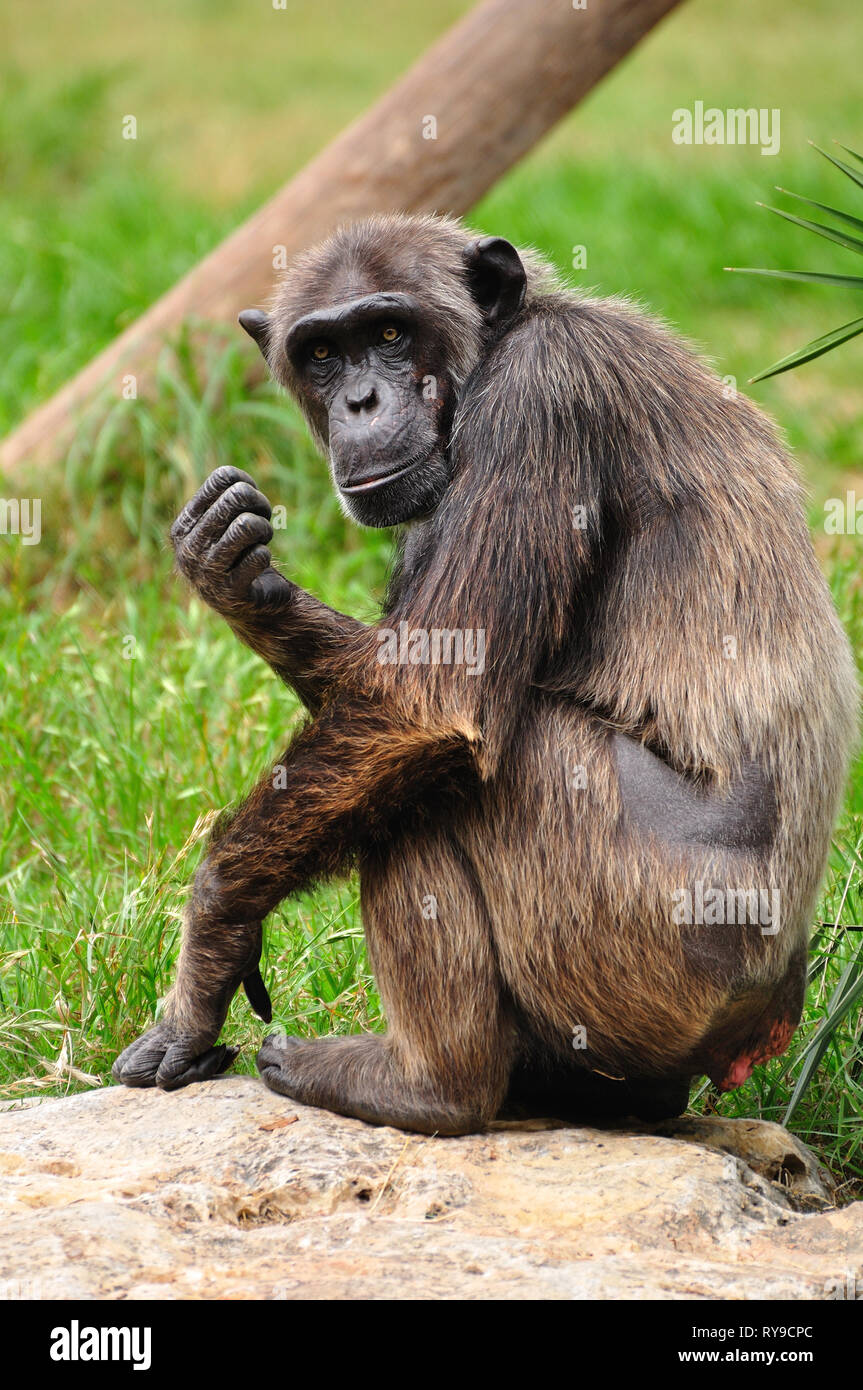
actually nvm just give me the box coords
[115,700,483,1098]
[113,796,292,1090]
[257,822,514,1135]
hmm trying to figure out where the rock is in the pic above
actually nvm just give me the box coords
[0,1077,860,1300]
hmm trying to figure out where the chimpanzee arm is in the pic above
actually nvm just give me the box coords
[216,308,607,892]
[170,465,367,713]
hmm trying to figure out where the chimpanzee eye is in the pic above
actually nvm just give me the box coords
[311,342,331,361]
[380,324,400,343]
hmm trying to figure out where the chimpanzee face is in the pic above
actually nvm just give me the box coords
[282,292,453,527]
[239,232,527,528]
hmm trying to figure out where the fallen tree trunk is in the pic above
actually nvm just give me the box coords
[1,0,685,473]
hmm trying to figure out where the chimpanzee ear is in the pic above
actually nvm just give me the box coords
[463,236,527,329]
[238,309,271,357]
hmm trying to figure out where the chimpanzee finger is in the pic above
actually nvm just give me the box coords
[170,467,257,544]
[112,1024,174,1088]
[243,967,273,1023]
[247,566,291,608]
[256,1033,305,1096]
[230,545,272,594]
[190,483,272,553]
[209,511,274,570]
[157,1042,239,1091]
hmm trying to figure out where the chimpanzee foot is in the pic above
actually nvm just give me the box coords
[256,1032,486,1135]
[112,1022,239,1091]
[113,921,271,1091]
[255,1033,307,1097]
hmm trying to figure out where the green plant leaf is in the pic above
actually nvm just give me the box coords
[727,267,863,290]
[784,946,863,1125]
[774,186,863,236]
[749,314,863,382]
[811,140,863,193]
[836,142,863,169]
[757,202,863,258]
[736,140,863,380]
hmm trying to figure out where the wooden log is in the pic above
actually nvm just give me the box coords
[1,0,684,473]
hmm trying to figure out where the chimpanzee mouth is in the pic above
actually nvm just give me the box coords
[339,450,430,495]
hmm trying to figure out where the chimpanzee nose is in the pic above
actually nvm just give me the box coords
[346,384,378,413]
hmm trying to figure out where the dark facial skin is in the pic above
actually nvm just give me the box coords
[238,237,527,530]
[286,292,453,528]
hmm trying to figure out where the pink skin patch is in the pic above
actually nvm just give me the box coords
[712,1017,796,1093]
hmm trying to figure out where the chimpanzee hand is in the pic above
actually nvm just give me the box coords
[170,465,293,618]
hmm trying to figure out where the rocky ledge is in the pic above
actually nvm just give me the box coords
[0,1076,860,1299]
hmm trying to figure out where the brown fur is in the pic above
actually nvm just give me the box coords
[114,213,858,1133]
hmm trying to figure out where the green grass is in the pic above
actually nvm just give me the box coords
[1,0,862,1192]
[0,350,391,1094]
